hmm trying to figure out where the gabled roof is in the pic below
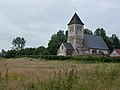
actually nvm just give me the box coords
[63,43,74,50]
[84,34,109,50]
[68,13,84,25]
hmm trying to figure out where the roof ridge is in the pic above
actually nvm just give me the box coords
[85,34,102,37]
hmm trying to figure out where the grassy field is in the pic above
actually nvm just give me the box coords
[0,58,120,90]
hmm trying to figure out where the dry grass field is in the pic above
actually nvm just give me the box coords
[0,58,120,90]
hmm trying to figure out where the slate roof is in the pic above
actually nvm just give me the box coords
[63,43,74,50]
[84,34,109,50]
[68,13,84,25]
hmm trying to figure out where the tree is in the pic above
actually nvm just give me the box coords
[94,28,113,51]
[34,46,49,55]
[19,48,36,55]
[94,28,120,51]
[12,37,26,51]
[5,50,17,58]
[47,30,67,55]
[84,28,93,35]
[1,49,6,57]
[110,34,120,49]
[94,28,106,38]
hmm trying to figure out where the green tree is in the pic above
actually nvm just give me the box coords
[18,48,36,55]
[110,34,120,49]
[34,46,49,55]
[94,28,106,38]
[84,28,93,35]
[104,36,113,52]
[94,28,113,51]
[94,28,120,51]
[12,37,26,51]
[5,50,17,58]
[47,30,66,55]
[1,49,6,57]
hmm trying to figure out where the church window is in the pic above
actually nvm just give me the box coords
[92,50,97,53]
[92,50,94,53]
[70,30,74,32]
[62,46,63,50]
[99,50,101,53]
[70,26,74,32]
[77,26,82,31]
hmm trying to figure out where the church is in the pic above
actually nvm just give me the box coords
[57,13,109,56]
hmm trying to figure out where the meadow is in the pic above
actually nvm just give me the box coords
[0,58,120,90]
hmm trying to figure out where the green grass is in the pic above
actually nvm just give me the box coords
[0,58,120,90]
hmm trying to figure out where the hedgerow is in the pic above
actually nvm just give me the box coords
[15,55,120,63]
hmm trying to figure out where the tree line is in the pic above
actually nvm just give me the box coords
[0,28,120,58]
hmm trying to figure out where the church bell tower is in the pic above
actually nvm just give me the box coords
[67,13,84,51]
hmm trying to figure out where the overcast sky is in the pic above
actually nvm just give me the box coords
[0,0,120,51]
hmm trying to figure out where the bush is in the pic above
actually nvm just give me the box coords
[5,50,17,58]
[3,52,120,63]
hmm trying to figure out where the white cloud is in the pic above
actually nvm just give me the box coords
[0,0,120,51]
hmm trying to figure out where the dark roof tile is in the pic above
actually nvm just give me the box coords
[63,43,74,50]
[68,13,84,25]
[84,34,109,50]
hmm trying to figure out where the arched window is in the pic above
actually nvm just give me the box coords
[70,26,74,32]
[99,50,101,53]
[92,50,97,53]
[62,46,63,50]
[92,50,94,53]
[94,50,97,53]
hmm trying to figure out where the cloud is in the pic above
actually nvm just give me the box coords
[0,0,120,51]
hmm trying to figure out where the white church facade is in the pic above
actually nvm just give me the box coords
[57,13,109,56]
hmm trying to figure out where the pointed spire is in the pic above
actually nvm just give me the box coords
[68,13,84,25]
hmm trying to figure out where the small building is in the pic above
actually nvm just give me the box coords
[110,49,120,57]
[57,13,109,56]
[57,43,74,56]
